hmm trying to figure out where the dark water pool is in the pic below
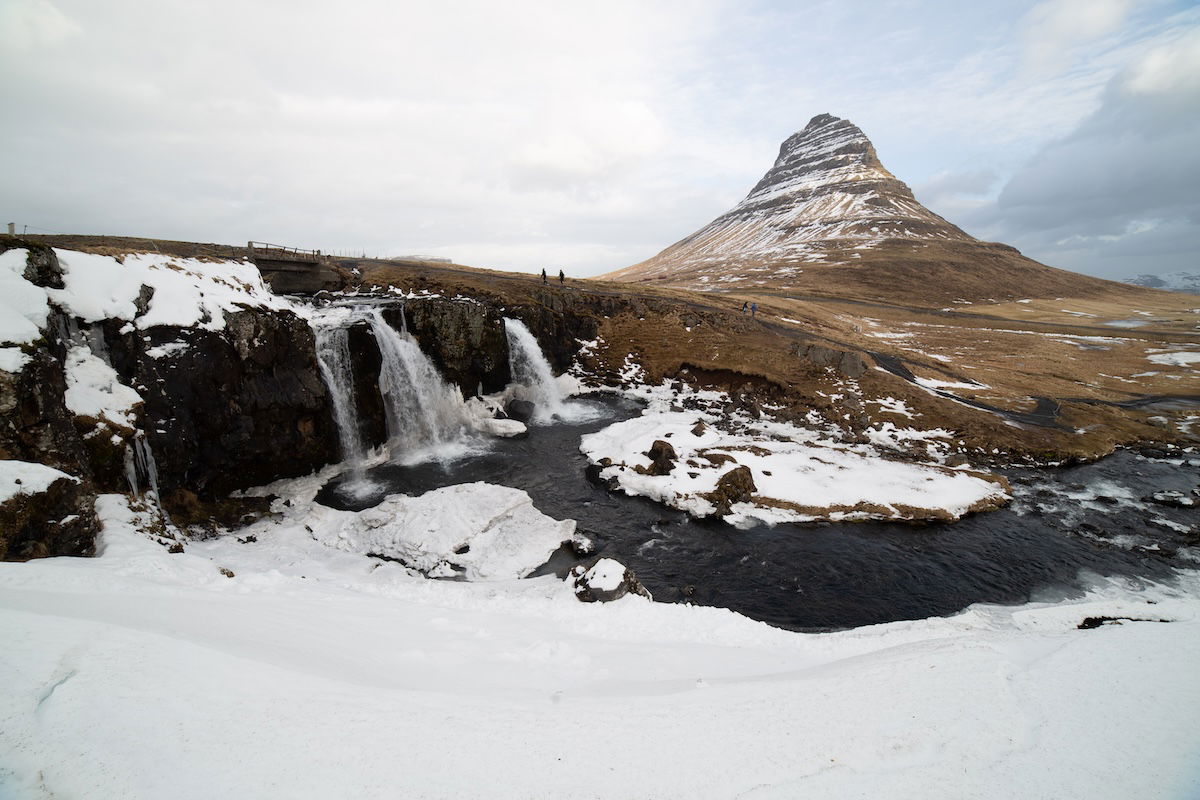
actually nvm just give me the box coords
[317,395,1198,632]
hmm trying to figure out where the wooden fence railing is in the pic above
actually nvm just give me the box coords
[246,241,322,262]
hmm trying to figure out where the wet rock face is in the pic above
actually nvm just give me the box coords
[505,399,535,424]
[345,322,388,452]
[131,309,339,498]
[391,299,512,396]
[504,290,605,375]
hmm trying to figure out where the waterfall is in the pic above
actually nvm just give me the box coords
[504,318,565,422]
[314,325,367,477]
[365,308,471,454]
[312,303,475,470]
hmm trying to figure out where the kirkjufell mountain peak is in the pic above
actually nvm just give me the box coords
[606,114,1119,302]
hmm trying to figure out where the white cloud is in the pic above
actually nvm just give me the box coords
[0,0,1196,281]
[0,0,80,50]
[1122,25,1200,94]
[974,18,1200,278]
[1021,0,1133,75]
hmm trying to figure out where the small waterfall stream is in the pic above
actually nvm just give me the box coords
[504,317,565,422]
[314,326,367,479]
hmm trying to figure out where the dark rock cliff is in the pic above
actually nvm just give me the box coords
[2,243,614,561]
[124,309,338,497]
[0,246,341,559]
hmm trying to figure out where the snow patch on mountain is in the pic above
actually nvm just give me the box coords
[1124,270,1200,294]
[607,114,968,284]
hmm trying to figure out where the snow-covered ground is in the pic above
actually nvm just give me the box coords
[580,378,1007,525]
[2,481,1199,799]
[4,246,1200,797]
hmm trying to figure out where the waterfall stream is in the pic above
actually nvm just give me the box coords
[312,305,475,473]
[503,317,565,422]
[314,325,367,480]
[364,307,472,454]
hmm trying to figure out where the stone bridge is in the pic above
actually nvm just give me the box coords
[248,241,340,294]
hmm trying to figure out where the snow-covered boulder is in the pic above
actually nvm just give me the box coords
[570,557,652,603]
[316,482,575,580]
[0,460,96,559]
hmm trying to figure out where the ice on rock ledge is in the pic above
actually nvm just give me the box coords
[314,482,574,580]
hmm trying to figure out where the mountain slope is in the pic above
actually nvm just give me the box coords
[606,114,1141,304]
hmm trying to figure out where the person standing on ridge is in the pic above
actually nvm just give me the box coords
[741,301,748,314]
[558,269,565,285]
[751,302,757,317]
[541,268,547,285]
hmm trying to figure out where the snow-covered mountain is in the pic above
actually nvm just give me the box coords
[605,114,1128,302]
[1124,271,1200,294]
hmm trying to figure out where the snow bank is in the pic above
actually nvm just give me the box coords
[0,488,1197,799]
[1148,350,1200,368]
[63,346,143,428]
[313,482,574,580]
[0,346,29,373]
[0,460,77,504]
[47,248,290,331]
[581,410,1008,525]
[0,248,50,345]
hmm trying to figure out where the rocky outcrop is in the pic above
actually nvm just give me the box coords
[705,465,757,516]
[0,245,343,558]
[505,399,535,423]
[390,299,512,396]
[642,439,677,476]
[571,557,652,603]
[127,309,338,498]
[0,470,96,560]
[793,343,872,379]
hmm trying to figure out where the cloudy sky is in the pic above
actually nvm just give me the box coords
[1,0,1197,280]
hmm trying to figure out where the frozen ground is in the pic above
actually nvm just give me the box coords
[581,377,1008,525]
[1,479,1199,799]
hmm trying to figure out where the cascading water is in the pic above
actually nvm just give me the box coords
[314,325,367,479]
[365,307,472,455]
[312,304,476,472]
[503,317,565,422]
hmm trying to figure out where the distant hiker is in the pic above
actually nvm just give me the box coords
[751,302,758,317]
[741,302,748,314]
[558,269,565,285]
[541,268,547,285]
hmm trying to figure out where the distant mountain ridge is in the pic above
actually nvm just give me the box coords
[1124,271,1200,294]
[605,114,1135,304]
